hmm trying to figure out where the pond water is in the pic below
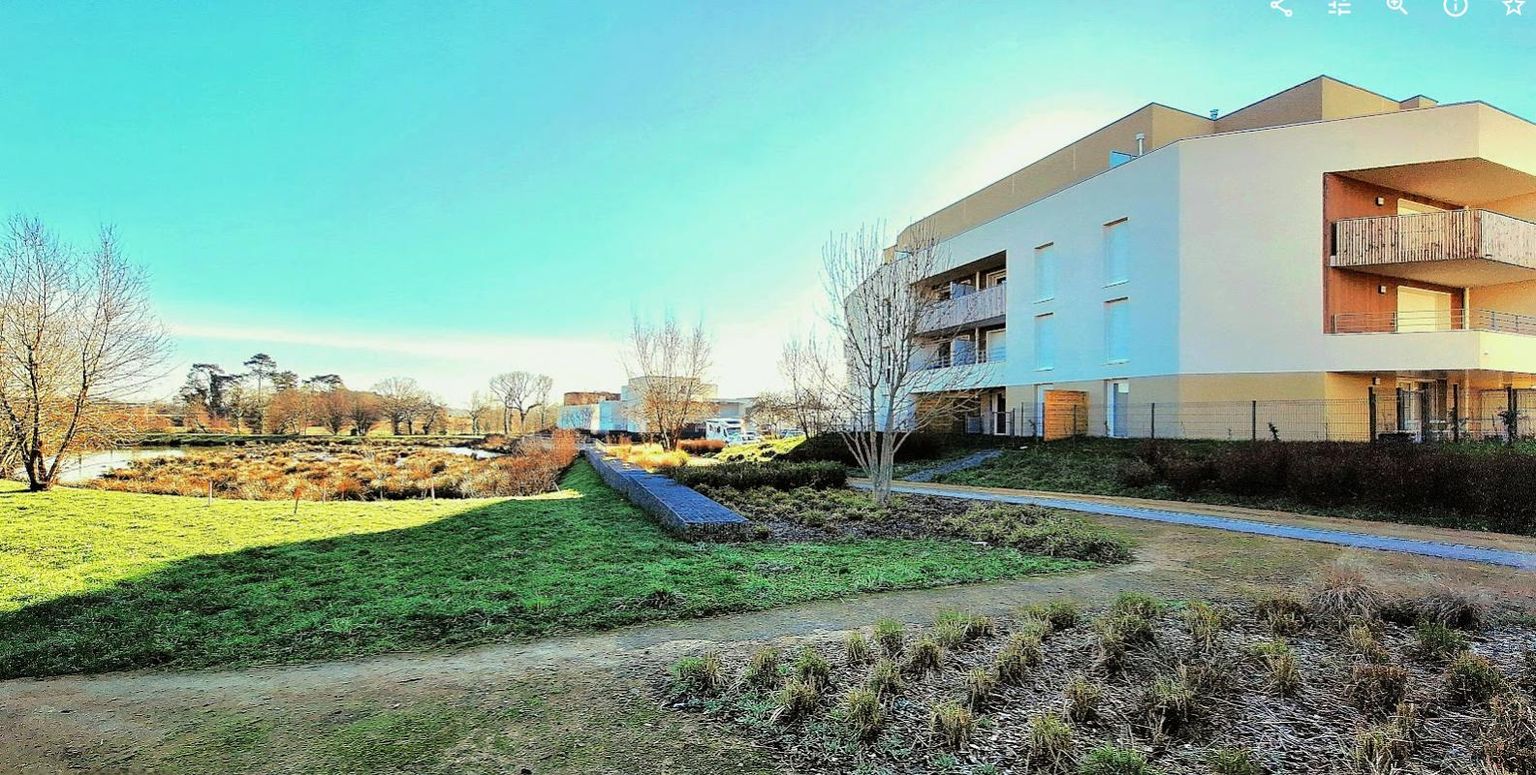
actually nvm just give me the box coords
[439,446,502,459]
[54,447,186,484]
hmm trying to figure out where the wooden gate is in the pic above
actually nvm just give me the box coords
[1042,390,1089,441]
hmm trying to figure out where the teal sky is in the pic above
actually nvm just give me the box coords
[3,1,1532,403]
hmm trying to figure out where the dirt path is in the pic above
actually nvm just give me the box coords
[4,514,1534,774]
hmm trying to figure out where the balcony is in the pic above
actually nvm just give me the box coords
[920,344,1007,370]
[919,283,1006,333]
[913,345,1007,392]
[1331,209,1536,286]
[1330,308,1536,336]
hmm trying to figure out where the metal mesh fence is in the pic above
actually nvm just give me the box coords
[965,387,1536,443]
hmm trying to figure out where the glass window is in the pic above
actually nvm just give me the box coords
[1034,244,1055,301]
[1034,313,1055,370]
[1104,219,1129,285]
[1105,298,1129,363]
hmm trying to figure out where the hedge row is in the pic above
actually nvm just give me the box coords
[1121,440,1536,535]
[669,461,848,491]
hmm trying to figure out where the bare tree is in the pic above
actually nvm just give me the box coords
[622,314,713,449]
[466,390,497,434]
[780,334,837,436]
[821,223,976,505]
[373,376,427,435]
[0,216,168,490]
[487,371,552,435]
[346,390,382,436]
[315,388,353,435]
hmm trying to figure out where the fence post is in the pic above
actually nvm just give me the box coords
[1368,387,1377,443]
[1150,402,1157,440]
[1420,389,1432,443]
[1451,384,1460,444]
[1250,400,1257,441]
[1511,386,1521,442]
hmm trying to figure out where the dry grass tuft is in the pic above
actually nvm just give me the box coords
[1064,673,1104,722]
[739,646,781,691]
[1025,713,1074,772]
[1446,652,1509,706]
[873,617,904,657]
[840,687,884,741]
[965,666,998,710]
[1254,592,1308,636]
[1482,693,1536,774]
[1183,600,1226,653]
[1307,565,1383,626]
[903,636,944,677]
[771,677,820,724]
[792,647,831,689]
[929,700,975,749]
[1021,600,1081,632]
[866,658,904,700]
[1411,583,1489,631]
[844,631,872,666]
[995,631,1043,683]
[1411,621,1469,662]
[1208,747,1266,775]
[1346,663,1411,717]
[673,651,723,698]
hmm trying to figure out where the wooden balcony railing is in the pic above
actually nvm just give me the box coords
[1331,209,1536,273]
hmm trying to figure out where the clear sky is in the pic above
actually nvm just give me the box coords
[2,1,1532,404]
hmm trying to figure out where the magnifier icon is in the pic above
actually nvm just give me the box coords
[1387,0,1408,13]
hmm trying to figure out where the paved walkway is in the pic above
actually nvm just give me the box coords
[855,479,1536,571]
[903,448,1005,483]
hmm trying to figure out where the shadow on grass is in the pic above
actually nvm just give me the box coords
[0,462,1086,678]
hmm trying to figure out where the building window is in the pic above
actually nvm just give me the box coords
[984,268,1007,288]
[1034,313,1055,370]
[1105,298,1129,363]
[1034,243,1055,301]
[1103,219,1129,285]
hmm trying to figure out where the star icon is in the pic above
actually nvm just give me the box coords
[1508,0,1526,15]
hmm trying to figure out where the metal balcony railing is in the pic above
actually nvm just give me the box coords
[1329,308,1536,336]
[919,283,1006,333]
[920,345,1007,370]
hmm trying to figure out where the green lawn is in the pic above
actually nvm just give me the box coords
[0,461,1089,677]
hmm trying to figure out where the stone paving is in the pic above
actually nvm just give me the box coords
[903,448,1005,483]
[860,480,1536,571]
[582,448,748,539]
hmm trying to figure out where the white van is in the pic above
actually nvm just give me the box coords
[705,418,747,444]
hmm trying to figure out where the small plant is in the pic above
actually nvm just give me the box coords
[995,632,1043,683]
[874,617,905,657]
[1142,671,1196,739]
[845,631,872,665]
[1064,673,1104,722]
[1183,600,1225,652]
[1208,747,1265,775]
[904,636,944,677]
[1111,591,1167,619]
[772,676,820,724]
[1078,744,1157,775]
[964,613,997,641]
[1021,600,1081,632]
[1445,652,1509,706]
[866,658,904,699]
[793,647,832,689]
[1094,625,1129,675]
[1255,593,1308,635]
[1344,624,1390,664]
[932,619,968,650]
[966,666,998,709]
[840,687,884,741]
[1483,693,1536,773]
[672,651,723,698]
[1025,713,1073,772]
[1265,650,1302,697]
[1346,663,1410,716]
[1352,723,1411,775]
[740,646,782,691]
[1411,621,1469,662]
[929,700,975,749]
[1207,747,1265,775]
[1411,584,1488,630]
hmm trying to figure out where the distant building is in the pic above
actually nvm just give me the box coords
[557,377,757,437]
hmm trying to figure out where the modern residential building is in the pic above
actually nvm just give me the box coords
[900,76,1536,441]
[556,377,756,437]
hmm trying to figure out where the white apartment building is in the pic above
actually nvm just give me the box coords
[901,77,1536,441]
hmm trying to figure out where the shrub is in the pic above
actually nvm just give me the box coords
[1346,663,1410,716]
[1412,622,1469,662]
[785,431,948,466]
[1022,600,1081,632]
[840,687,884,740]
[904,637,944,677]
[873,618,904,657]
[1483,693,1536,774]
[677,439,727,455]
[772,677,820,723]
[844,632,872,666]
[1208,748,1265,775]
[1162,457,1215,496]
[1307,566,1383,627]
[965,666,998,709]
[1078,745,1157,775]
[1064,674,1104,722]
[793,647,832,689]
[866,658,904,699]
[1446,653,1509,706]
[670,461,847,491]
[740,646,782,691]
[1116,458,1158,488]
[1025,714,1073,771]
[1410,584,1488,631]
[1213,442,1290,496]
[929,701,975,749]
[673,651,723,698]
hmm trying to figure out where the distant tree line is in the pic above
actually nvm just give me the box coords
[178,358,453,436]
